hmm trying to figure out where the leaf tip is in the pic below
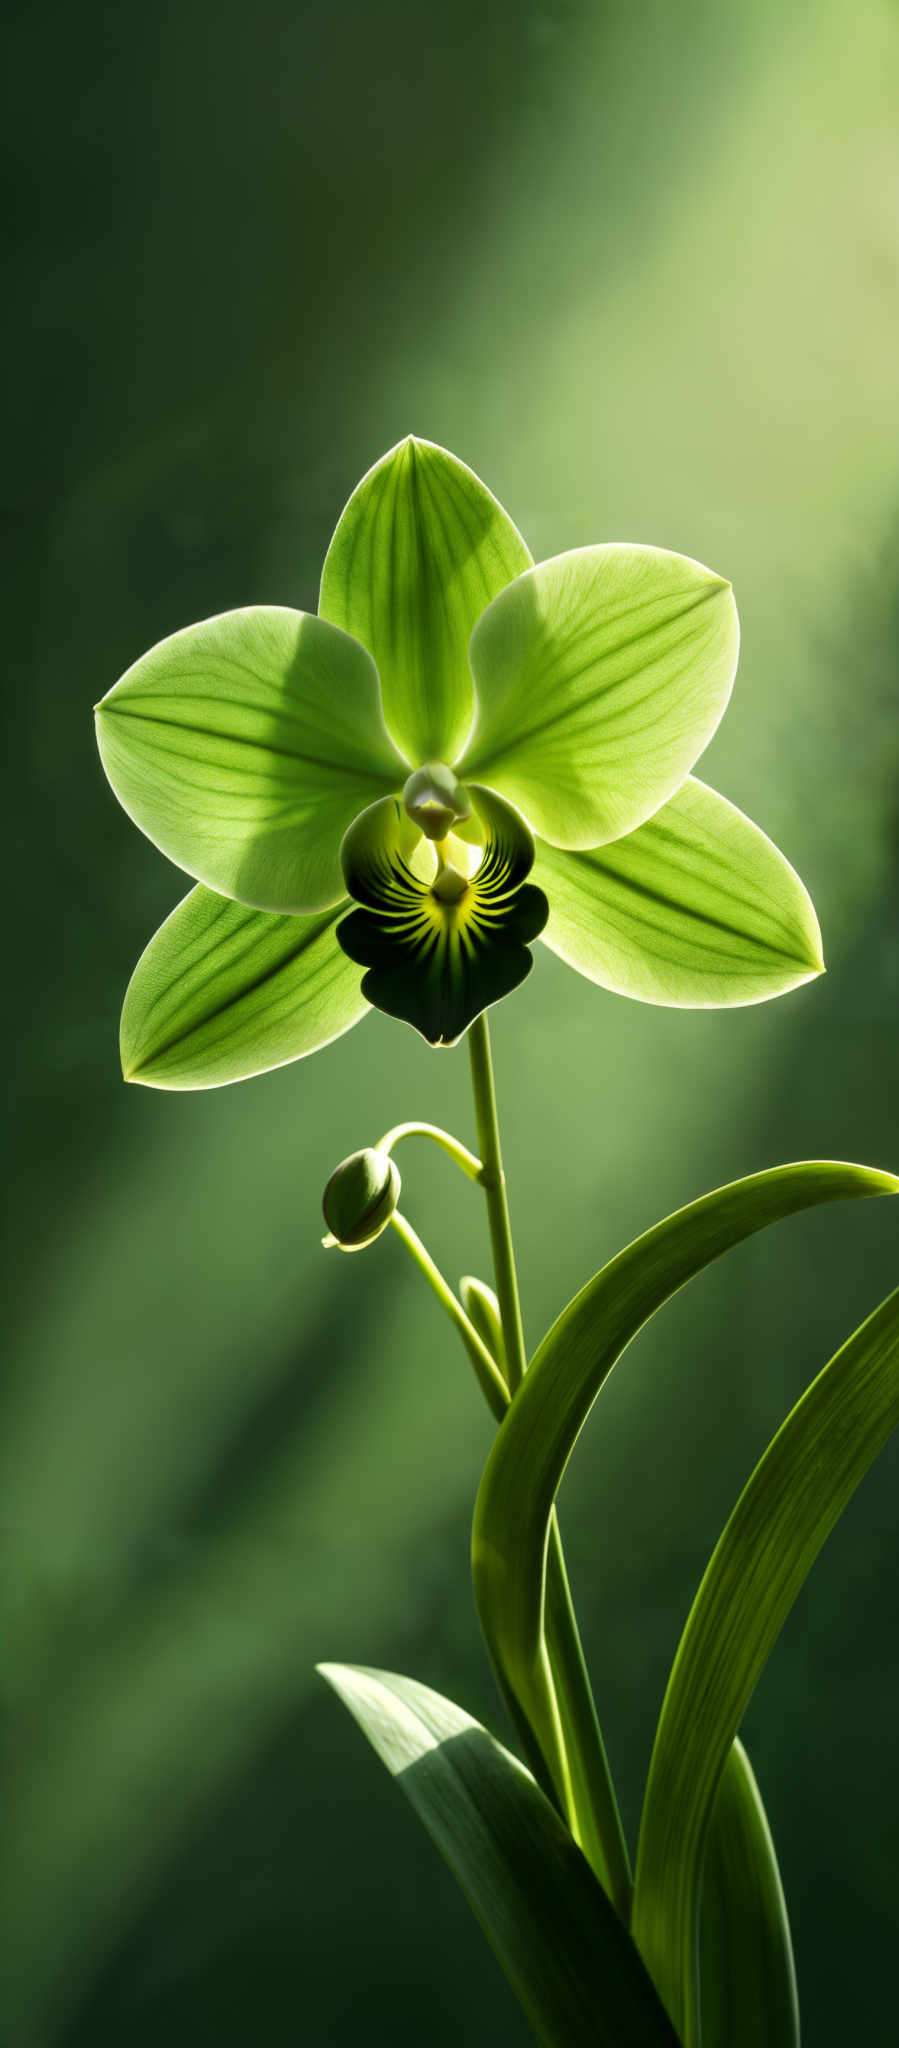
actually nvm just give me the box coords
[807,902,825,976]
[119,1022,141,1084]
[382,432,418,465]
[795,939,825,984]
[120,1032,164,1086]
[316,1661,359,1703]
[848,1163,899,1197]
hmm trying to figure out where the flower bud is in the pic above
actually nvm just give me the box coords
[322,1147,401,1251]
[460,1275,505,1365]
[402,762,471,841]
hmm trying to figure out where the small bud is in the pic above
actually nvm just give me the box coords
[402,762,471,841]
[460,1276,505,1366]
[322,1147,401,1251]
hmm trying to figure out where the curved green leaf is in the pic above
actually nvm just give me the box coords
[96,607,403,913]
[700,1740,799,2048]
[535,777,823,1007]
[632,1284,899,2045]
[319,1664,679,2048]
[462,544,739,851]
[121,886,368,1088]
[319,437,532,767]
[471,1163,897,1841]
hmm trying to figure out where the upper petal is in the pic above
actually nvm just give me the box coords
[95,607,405,912]
[535,776,824,1007]
[318,437,532,768]
[461,544,740,849]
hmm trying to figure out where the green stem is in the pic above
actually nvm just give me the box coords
[387,1210,560,1808]
[389,1196,631,1909]
[466,1011,633,1918]
[388,1213,508,1418]
[467,1014,527,1393]
[544,1523,633,1918]
[378,1121,484,1185]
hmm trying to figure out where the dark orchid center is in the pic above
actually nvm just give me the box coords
[402,763,471,841]
[338,784,548,1046]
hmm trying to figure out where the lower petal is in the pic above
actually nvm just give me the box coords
[535,778,824,1008]
[121,887,368,1088]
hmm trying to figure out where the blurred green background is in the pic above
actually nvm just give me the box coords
[4,0,899,2040]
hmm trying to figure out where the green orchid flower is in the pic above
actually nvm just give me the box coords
[94,437,823,1085]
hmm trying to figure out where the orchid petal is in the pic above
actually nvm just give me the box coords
[121,886,368,1088]
[96,607,404,912]
[319,437,531,766]
[463,544,739,849]
[535,778,823,1007]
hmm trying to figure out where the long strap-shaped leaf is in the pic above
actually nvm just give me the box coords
[632,1283,899,2044]
[320,1664,679,2048]
[472,1162,896,1778]
[700,1739,799,2047]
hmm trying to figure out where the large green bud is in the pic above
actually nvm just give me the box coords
[322,1147,401,1251]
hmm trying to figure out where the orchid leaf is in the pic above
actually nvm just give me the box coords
[472,1162,897,1873]
[319,1664,679,2048]
[632,1283,899,2045]
[535,776,823,1006]
[699,1739,799,2048]
[319,437,532,767]
[96,607,403,913]
[463,544,739,850]
[121,886,368,1089]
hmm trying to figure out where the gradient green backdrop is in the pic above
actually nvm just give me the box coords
[4,0,899,2040]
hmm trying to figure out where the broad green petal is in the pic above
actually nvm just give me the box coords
[96,607,404,913]
[700,1741,799,2048]
[633,1284,899,2043]
[462,544,739,848]
[319,437,532,767]
[120,885,368,1088]
[320,1664,679,2048]
[338,785,548,1046]
[535,777,823,1007]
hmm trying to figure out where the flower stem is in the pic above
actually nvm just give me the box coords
[386,1210,561,1808]
[388,1193,630,1909]
[466,1011,633,1918]
[466,1014,527,1394]
[378,1121,484,1185]
[388,1212,508,1417]
[544,1526,633,1917]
